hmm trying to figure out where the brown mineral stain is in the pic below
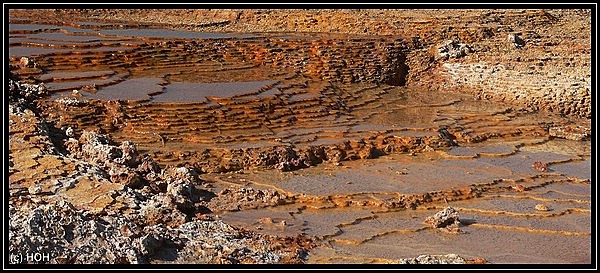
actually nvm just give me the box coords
[8,11,591,264]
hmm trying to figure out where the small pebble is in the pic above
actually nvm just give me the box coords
[535,204,550,211]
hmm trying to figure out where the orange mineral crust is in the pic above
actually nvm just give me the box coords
[8,8,591,265]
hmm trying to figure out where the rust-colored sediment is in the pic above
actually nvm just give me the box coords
[8,8,591,264]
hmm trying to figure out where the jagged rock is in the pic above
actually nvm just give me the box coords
[358,146,380,159]
[424,207,461,229]
[549,125,590,141]
[78,131,122,164]
[55,96,87,106]
[324,146,345,163]
[166,179,196,213]
[9,200,145,264]
[65,127,74,138]
[508,33,525,48]
[10,199,309,264]
[534,204,550,211]
[138,234,162,257]
[139,193,189,227]
[532,161,548,172]
[162,166,198,184]
[437,40,472,60]
[438,128,458,146]
[28,184,43,195]
[8,79,47,105]
[247,146,310,172]
[396,254,467,264]
[19,57,35,68]
[109,166,144,188]
[113,141,139,167]
[173,220,307,264]
[63,137,80,154]
[137,155,161,175]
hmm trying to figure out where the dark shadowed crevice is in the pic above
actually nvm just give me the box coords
[385,53,410,86]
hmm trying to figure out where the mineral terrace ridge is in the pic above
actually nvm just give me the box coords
[7,9,592,265]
